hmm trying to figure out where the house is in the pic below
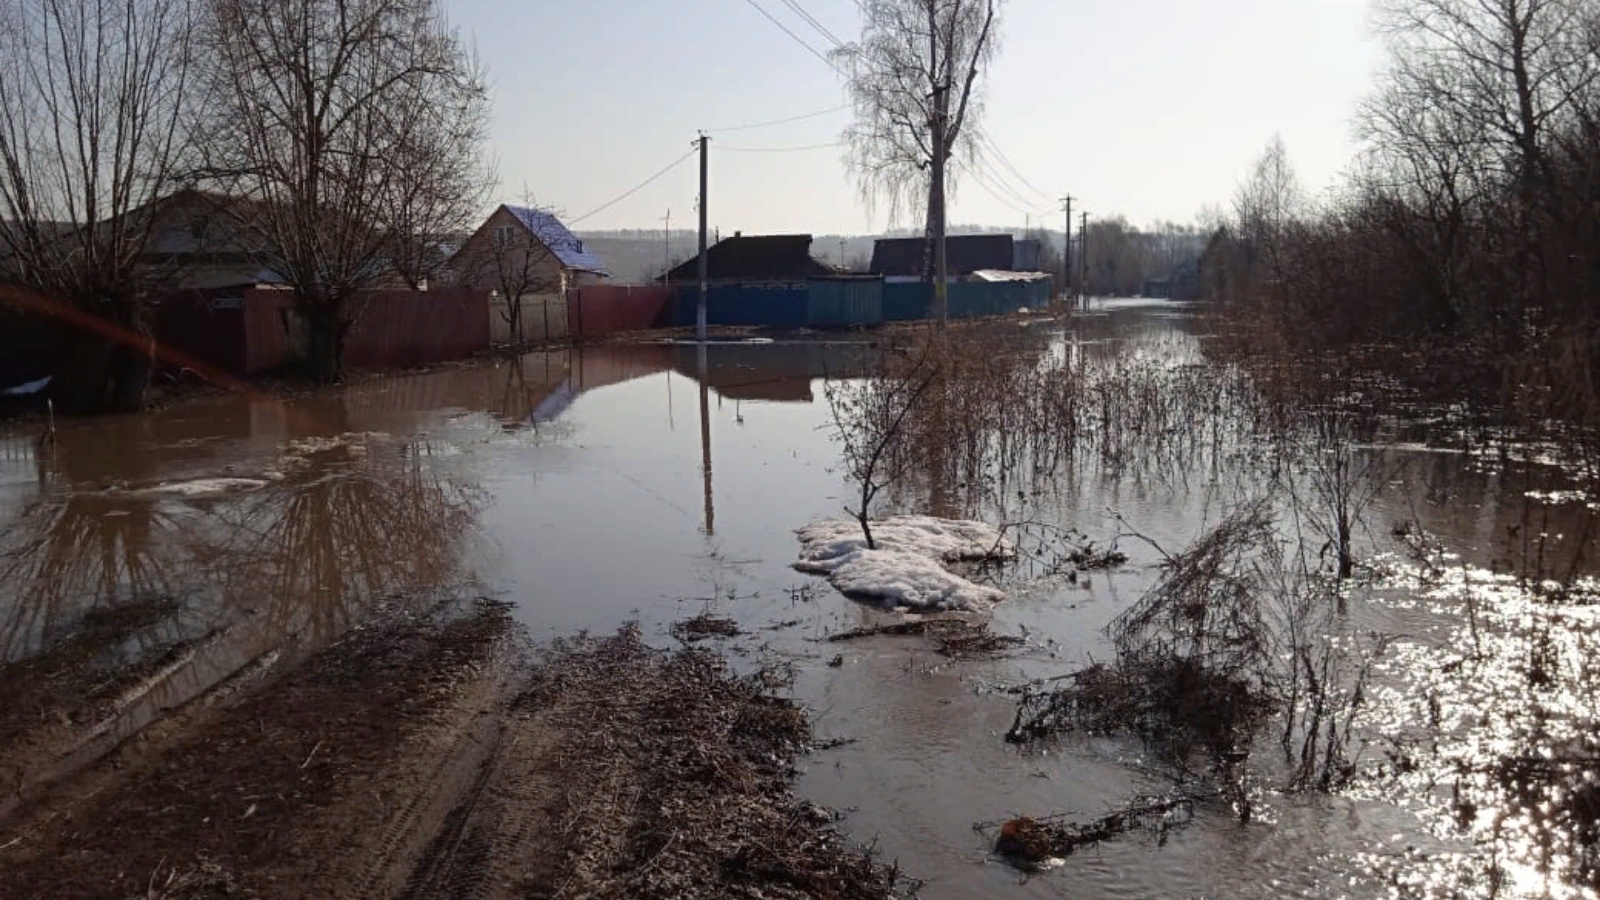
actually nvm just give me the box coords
[1143,258,1203,300]
[450,205,610,343]
[660,233,837,285]
[1013,238,1043,272]
[452,205,610,293]
[134,189,286,290]
[660,234,872,329]
[869,234,1016,280]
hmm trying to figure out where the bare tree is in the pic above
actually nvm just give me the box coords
[824,344,941,549]
[199,0,489,383]
[379,67,496,292]
[1374,0,1597,202]
[833,0,1002,325]
[0,0,196,412]
[455,203,568,346]
[1232,135,1303,281]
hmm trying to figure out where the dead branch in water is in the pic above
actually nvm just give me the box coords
[825,617,1024,658]
[986,793,1194,871]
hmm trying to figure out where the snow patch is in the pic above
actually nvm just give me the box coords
[1,376,50,397]
[794,516,1012,611]
[137,477,270,498]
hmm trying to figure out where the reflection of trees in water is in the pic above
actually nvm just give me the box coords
[0,493,184,663]
[0,435,482,664]
[194,436,484,645]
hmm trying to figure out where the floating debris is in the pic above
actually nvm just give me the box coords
[672,613,742,642]
[825,617,1025,658]
[987,794,1195,871]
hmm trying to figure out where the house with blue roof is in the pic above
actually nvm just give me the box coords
[450,204,612,343]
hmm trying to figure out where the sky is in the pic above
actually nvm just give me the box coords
[449,0,1383,235]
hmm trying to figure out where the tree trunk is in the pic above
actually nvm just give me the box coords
[304,303,347,385]
[48,313,152,414]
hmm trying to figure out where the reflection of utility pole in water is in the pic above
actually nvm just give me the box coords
[698,343,714,536]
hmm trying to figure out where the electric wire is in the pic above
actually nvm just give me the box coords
[568,149,697,225]
[739,0,842,73]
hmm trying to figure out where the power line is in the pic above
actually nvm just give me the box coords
[957,161,1037,218]
[705,104,849,135]
[776,0,846,49]
[973,126,1053,202]
[739,0,841,74]
[568,149,697,225]
[720,141,842,152]
[961,156,1048,217]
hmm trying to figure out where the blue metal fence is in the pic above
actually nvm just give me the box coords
[672,278,1048,329]
[806,279,883,328]
[674,283,809,328]
[883,282,930,322]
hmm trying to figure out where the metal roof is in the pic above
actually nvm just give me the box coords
[661,234,834,283]
[503,205,610,276]
[869,234,1015,277]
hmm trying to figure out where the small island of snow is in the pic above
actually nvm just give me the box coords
[794,516,1014,611]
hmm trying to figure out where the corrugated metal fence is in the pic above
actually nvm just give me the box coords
[344,288,489,368]
[567,285,674,339]
[153,287,489,376]
[674,278,1048,329]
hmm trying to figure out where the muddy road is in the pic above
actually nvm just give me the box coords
[0,597,899,899]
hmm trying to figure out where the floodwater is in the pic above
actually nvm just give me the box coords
[2,303,1598,898]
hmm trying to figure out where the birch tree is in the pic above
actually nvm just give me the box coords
[833,0,1002,324]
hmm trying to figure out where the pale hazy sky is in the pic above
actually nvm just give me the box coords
[450,0,1381,234]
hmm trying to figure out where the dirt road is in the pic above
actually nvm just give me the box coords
[0,601,904,899]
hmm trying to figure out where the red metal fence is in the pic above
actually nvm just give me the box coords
[567,285,674,339]
[344,288,489,368]
[152,287,489,377]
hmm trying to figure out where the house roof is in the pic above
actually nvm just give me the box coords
[662,234,835,283]
[503,205,610,276]
[869,234,1015,277]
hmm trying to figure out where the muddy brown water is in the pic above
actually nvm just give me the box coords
[2,301,1598,898]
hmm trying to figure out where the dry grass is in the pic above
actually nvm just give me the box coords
[517,626,908,899]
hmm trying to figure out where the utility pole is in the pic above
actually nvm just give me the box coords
[1079,211,1089,309]
[931,82,949,328]
[1060,195,1073,304]
[661,208,671,280]
[697,133,709,342]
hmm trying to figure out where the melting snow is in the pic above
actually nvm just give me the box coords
[794,516,1012,611]
[137,477,270,498]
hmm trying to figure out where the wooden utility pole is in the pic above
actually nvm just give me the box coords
[1079,211,1089,308]
[662,208,671,280]
[697,134,710,342]
[931,82,949,328]
[1060,195,1073,303]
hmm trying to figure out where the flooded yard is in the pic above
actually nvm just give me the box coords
[2,301,1598,898]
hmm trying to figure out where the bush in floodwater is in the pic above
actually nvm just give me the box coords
[826,325,1272,515]
[1009,502,1386,796]
[1009,504,1279,764]
[1280,409,1393,581]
